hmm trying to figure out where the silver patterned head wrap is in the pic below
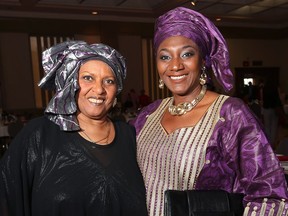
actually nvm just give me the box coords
[154,7,234,92]
[38,41,127,131]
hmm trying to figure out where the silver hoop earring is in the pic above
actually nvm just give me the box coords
[113,98,117,107]
[199,66,207,85]
[159,79,164,89]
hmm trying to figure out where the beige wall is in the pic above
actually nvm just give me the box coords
[0,33,35,110]
[227,38,288,93]
[118,35,143,103]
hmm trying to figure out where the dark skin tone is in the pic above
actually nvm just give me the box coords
[156,36,219,134]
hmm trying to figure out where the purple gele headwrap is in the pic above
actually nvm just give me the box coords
[154,7,234,92]
[38,41,127,131]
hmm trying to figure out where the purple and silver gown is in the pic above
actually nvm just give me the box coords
[131,95,288,216]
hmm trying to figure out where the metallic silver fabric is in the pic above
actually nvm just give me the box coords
[38,41,127,131]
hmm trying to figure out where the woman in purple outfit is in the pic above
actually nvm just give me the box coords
[131,7,288,216]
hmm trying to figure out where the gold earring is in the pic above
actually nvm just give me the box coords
[199,66,207,85]
[113,98,117,107]
[159,79,164,89]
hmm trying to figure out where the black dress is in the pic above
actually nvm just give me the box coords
[0,116,148,216]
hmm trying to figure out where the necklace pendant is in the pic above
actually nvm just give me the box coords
[176,106,186,115]
[168,85,207,116]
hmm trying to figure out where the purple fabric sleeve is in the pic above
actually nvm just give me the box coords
[195,97,288,214]
[129,99,162,135]
[132,96,288,215]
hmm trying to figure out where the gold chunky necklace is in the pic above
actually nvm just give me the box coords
[80,121,111,144]
[168,85,207,116]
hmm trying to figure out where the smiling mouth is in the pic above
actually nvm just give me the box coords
[170,75,187,80]
[88,98,104,105]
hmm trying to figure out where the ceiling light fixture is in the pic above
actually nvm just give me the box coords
[91,11,98,15]
[191,0,196,6]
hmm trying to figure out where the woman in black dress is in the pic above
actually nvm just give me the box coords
[0,41,148,216]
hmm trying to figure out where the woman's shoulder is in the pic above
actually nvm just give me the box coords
[114,119,133,128]
[204,91,246,114]
[222,96,250,109]
[26,115,50,125]
[129,99,163,135]
[23,116,55,130]
[4,116,57,157]
[220,95,258,121]
[136,99,163,118]
[113,120,137,149]
[113,120,135,134]
[17,116,59,139]
[142,99,163,112]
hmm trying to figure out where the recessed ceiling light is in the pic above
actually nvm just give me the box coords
[191,0,196,6]
[92,11,98,15]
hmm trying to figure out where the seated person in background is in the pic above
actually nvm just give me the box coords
[276,137,288,156]
[109,100,126,122]
[138,89,151,109]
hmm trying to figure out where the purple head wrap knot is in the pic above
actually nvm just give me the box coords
[154,7,234,92]
[38,41,127,131]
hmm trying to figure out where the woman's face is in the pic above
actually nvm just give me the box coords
[156,35,203,97]
[76,60,117,120]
